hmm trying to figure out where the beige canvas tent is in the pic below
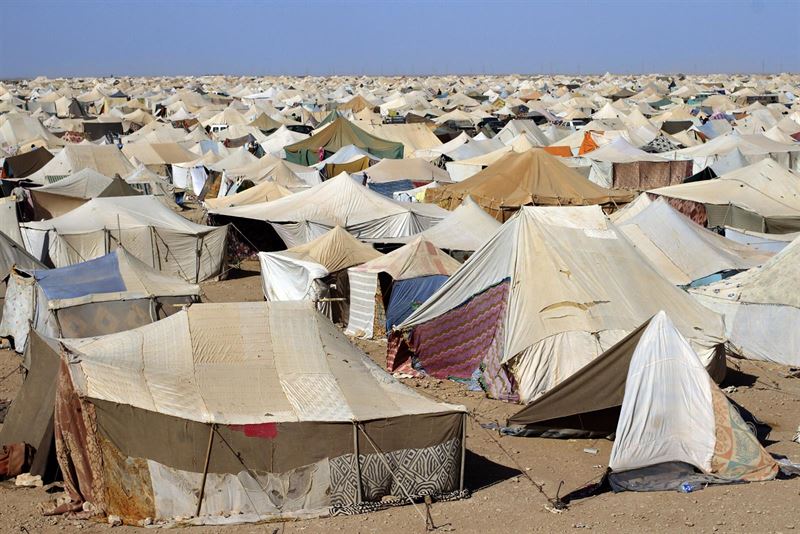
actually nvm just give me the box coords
[20,196,227,282]
[26,145,135,185]
[390,206,726,403]
[427,149,633,220]
[51,301,466,525]
[258,226,381,324]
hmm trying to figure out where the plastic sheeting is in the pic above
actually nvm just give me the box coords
[385,275,448,331]
[609,312,716,473]
[35,253,126,299]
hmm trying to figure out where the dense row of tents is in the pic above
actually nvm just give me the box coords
[0,72,798,526]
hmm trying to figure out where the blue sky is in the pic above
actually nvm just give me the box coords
[0,0,798,78]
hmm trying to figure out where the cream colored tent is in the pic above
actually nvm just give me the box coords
[690,236,800,366]
[209,172,449,247]
[650,159,800,233]
[507,312,778,490]
[258,226,381,323]
[390,206,726,403]
[616,197,771,285]
[367,196,500,252]
[53,301,466,525]
[27,145,135,185]
[20,196,227,282]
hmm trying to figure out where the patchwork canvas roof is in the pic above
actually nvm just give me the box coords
[31,247,199,308]
[63,301,463,424]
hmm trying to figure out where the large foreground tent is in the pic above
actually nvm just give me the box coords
[649,159,800,233]
[389,206,726,403]
[614,196,771,286]
[52,301,467,525]
[346,237,461,339]
[690,236,800,366]
[426,150,634,221]
[284,117,404,165]
[506,312,778,491]
[20,196,227,282]
[209,172,448,247]
[0,247,199,353]
[258,226,381,324]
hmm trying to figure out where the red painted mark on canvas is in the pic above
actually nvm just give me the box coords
[229,423,278,439]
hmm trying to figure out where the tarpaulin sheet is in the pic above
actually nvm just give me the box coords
[34,253,125,299]
[385,275,448,331]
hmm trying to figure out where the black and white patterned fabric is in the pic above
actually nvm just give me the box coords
[329,438,462,510]
[641,134,680,153]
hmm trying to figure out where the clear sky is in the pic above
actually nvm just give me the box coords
[1,0,798,79]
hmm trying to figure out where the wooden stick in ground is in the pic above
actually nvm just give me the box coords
[195,423,216,518]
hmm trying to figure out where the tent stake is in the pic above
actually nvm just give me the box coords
[195,423,216,518]
[459,413,466,492]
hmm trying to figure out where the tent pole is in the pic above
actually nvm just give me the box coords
[353,422,362,504]
[459,413,466,492]
[195,423,216,518]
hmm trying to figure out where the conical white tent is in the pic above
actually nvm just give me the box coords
[608,312,778,489]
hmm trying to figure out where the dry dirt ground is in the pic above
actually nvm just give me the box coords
[1,260,798,534]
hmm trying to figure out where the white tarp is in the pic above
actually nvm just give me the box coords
[609,312,717,473]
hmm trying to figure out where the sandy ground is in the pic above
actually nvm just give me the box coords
[1,260,799,533]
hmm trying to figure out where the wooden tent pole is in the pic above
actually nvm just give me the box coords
[353,422,363,504]
[195,423,216,518]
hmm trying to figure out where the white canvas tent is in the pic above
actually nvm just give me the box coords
[366,196,501,252]
[650,158,800,233]
[258,226,381,322]
[507,312,778,491]
[616,197,771,285]
[20,196,227,282]
[391,206,726,403]
[209,172,448,247]
[690,236,800,366]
